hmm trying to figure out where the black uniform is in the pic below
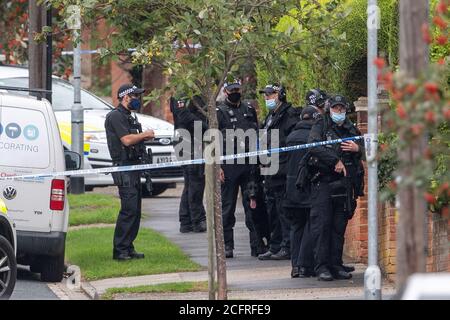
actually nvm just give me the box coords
[105,104,145,259]
[307,114,364,276]
[283,118,315,273]
[170,97,208,232]
[261,102,300,255]
[216,99,259,253]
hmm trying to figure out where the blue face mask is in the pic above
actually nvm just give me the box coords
[129,98,141,111]
[330,111,346,124]
[265,99,277,110]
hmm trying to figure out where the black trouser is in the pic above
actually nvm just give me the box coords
[179,164,206,227]
[221,164,257,250]
[265,185,290,253]
[299,218,315,270]
[286,208,312,268]
[309,180,349,274]
[112,170,142,257]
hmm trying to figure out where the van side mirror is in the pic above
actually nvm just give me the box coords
[64,150,81,170]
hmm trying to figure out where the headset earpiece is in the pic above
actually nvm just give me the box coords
[278,85,286,102]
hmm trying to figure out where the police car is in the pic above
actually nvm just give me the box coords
[0,91,81,282]
[0,198,16,299]
[0,65,183,196]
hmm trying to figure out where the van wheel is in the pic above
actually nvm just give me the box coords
[0,235,17,299]
[39,253,65,283]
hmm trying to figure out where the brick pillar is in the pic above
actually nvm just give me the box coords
[344,97,369,262]
[344,94,389,264]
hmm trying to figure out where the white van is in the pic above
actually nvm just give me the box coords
[0,198,17,299]
[0,91,80,282]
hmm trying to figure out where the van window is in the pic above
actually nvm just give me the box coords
[0,106,50,169]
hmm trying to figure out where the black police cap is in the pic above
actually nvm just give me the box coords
[117,84,145,99]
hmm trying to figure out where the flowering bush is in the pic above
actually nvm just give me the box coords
[377,0,449,217]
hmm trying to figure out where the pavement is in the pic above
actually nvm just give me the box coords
[85,185,396,300]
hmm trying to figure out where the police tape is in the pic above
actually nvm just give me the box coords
[0,135,364,181]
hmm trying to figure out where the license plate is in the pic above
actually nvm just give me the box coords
[154,155,174,164]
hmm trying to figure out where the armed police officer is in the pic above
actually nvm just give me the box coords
[307,94,364,280]
[258,84,300,261]
[170,95,208,233]
[217,81,260,258]
[105,84,155,261]
[284,106,320,278]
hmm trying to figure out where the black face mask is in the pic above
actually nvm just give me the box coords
[227,92,241,104]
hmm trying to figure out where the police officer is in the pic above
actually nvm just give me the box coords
[105,84,154,261]
[284,106,319,278]
[217,81,259,258]
[307,94,364,280]
[305,88,328,113]
[258,84,300,261]
[288,89,328,278]
[170,95,208,233]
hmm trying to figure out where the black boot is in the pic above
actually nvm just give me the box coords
[341,264,355,273]
[193,220,207,233]
[270,248,291,260]
[225,246,234,258]
[317,268,333,281]
[299,267,315,278]
[291,267,300,278]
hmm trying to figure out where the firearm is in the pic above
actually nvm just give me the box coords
[141,147,153,195]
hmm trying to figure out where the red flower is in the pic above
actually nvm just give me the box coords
[438,58,446,65]
[438,182,449,194]
[436,0,448,14]
[424,192,437,204]
[436,35,447,45]
[411,124,424,135]
[383,72,394,89]
[433,16,448,30]
[424,82,439,94]
[422,24,432,44]
[374,57,385,69]
[405,84,417,95]
[425,111,436,123]
[443,108,450,120]
[396,104,407,119]
[393,90,404,101]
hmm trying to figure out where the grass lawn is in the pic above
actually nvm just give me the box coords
[68,193,119,226]
[102,281,208,300]
[66,227,202,281]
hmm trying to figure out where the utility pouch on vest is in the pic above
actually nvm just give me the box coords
[112,172,123,187]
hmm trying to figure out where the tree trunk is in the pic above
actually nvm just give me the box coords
[397,0,429,290]
[28,0,47,96]
[205,83,227,300]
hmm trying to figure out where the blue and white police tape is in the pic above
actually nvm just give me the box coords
[0,135,364,181]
